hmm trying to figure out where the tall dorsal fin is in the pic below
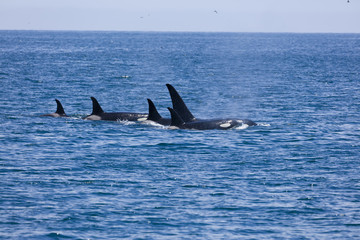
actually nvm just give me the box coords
[90,97,104,115]
[167,107,185,127]
[55,99,66,115]
[166,84,195,122]
[147,99,162,121]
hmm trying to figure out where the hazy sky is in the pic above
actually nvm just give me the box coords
[0,0,359,33]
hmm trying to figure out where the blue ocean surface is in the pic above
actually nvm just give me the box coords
[0,31,360,239]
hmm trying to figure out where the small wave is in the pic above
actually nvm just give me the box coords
[114,75,131,79]
[69,115,86,120]
[257,123,271,127]
[46,232,73,239]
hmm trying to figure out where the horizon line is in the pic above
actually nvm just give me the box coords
[1,29,359,35]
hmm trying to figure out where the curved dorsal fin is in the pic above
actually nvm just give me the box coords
[167,107,185,127]
[147,99,162,121]
[90,97,104,115]
[166,84,195,122]
[55,99,66,115]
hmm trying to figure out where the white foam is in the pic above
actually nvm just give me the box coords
[137,117,148,122]
[257,123,271,127]
[116,120,135,125]
[235,124,249,130]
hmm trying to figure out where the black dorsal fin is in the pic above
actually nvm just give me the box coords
[90,97,104,115]
[55,99,66,115]
[147,99,162,121]
[167,107,185,127]
[166,84,195,122]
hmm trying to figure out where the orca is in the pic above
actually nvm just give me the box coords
[84,97,147,121]
[41,99,68,117]
[166,84,257,128]
[168,107,240,130]
[146,99,171,125]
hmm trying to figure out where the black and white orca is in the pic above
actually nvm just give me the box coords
[168,107,240,130]
[166,84,257,130]
[84,97,147,121]
[146,99,171,125]
[41,99,68,117]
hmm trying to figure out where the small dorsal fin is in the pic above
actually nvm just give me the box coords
[166,84,196,122]
[147,99,162,121]
[90,97,104,115]
[55,99,66,115]
[167,107,185,127]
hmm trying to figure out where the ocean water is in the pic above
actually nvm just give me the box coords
[0,30,360,239]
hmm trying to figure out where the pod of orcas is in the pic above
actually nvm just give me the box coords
[42,84,257,130]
